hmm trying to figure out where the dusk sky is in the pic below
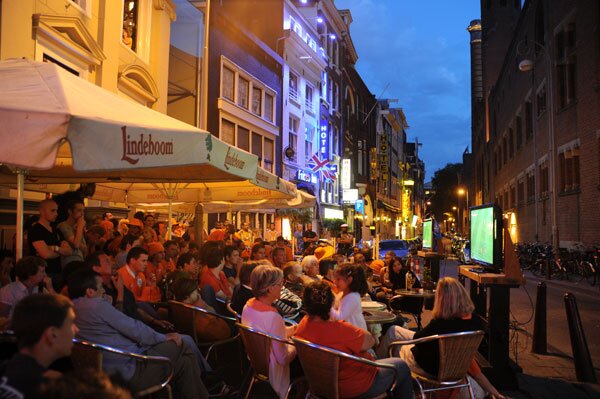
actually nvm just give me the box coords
[336,0,480,180]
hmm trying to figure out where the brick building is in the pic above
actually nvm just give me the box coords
[469,0,600,247]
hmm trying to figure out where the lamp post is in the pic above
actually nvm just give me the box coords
[457,187,469,235]
[519,40,557,249]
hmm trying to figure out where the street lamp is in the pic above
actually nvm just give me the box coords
[457,187,469,235]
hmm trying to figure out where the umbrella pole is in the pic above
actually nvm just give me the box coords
[167,197,173,240]
[16,170,25,260]
[195,203,204,248]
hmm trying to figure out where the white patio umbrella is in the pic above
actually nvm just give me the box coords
[0,58,261,257]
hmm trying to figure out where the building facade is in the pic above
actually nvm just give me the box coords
[469,0,600,246]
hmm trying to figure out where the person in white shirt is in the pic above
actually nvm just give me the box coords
[0,257,54,318]
[330,263,368,331]
[241,265,296,398]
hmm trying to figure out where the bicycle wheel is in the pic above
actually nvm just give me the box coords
[579,261,596,285]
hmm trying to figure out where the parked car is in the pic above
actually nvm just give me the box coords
[377,239,410,259]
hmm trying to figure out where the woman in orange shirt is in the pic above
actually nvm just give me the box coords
[295,282,413,399]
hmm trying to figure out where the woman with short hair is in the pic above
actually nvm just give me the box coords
[295,282,413,399]
[300,255,320,286]
[377,277,506,399]
[241,265,296,398]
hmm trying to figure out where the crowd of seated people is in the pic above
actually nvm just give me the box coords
[0,201,507,399]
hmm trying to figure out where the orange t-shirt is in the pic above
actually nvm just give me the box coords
[145,261,167,282]
[199,267,232,299]
[207,230,226,241]
[118,266,160,303]
[294,316,377,398]
[100,220,114,240]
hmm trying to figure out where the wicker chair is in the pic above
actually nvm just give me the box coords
[389,294,425,329]
[388,330,485,399]
[71,338,173,398]
[291,336,398,399]
[167,300,239,360]
[236,323,297,399]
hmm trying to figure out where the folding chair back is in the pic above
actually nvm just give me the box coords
[437,331,484,381]
[292,337,340,399]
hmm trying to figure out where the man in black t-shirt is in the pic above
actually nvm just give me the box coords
[0,294,77,398]
[302,223,318,246]
[28,200,72,277]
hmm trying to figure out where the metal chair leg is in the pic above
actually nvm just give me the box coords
[243,376,256,399]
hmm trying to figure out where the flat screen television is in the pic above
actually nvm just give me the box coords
[469,203,503,272]
[422,219,433,250]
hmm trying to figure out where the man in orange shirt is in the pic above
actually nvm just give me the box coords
[118,247,160,303]
[162,240,179,274]
[199,243,231,301]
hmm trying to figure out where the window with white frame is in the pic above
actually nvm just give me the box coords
[238,76,249,109]
[305,84,314,112]
[252,132,263,161]
[252,86,262,116]
[289,72,299,102]
[237,126,250,151]
[321,71,328,100]
[264,138,274,172]
[220,119,235,145]
[305,124,315,161]
[122,0,139,51]
[221,59,276,124]
[69,0,91,16]
[289,116,299,161]
[222,66,235,101]
[264,93,274,122]
[558,142,580,192]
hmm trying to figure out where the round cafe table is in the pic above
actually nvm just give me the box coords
[361,300,387,311]
[362,310,397,326]
[393,288,435,298]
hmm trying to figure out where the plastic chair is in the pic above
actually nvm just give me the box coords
[389,294,425,329]
[388,330,485,399]
[236,323,297,399]
[71,338,173,398]
[167,300,239,360]
[291,336,398,399]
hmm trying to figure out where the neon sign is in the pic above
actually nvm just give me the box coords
[319,120,329,160]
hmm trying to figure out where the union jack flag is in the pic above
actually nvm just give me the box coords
[307,153,337,182]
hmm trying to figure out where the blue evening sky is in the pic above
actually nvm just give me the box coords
[336,0,479,180]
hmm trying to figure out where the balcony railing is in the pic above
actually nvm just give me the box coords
[289,86,299,102]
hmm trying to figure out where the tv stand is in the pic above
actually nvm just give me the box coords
[458,229,524,389]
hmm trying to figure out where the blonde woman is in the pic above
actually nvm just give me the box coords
[241,265,296,399]
[377,277,506,399]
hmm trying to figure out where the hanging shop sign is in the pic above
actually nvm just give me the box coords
[341,158,351,189]
[296,169,318,184]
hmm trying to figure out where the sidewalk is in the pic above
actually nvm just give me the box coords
[436,259,600,398]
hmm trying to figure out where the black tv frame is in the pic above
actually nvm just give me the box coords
[469,203,503,272]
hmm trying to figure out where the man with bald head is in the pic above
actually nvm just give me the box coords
[28,199,72,287]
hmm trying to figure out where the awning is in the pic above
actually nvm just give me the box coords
[377,199,402,214]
